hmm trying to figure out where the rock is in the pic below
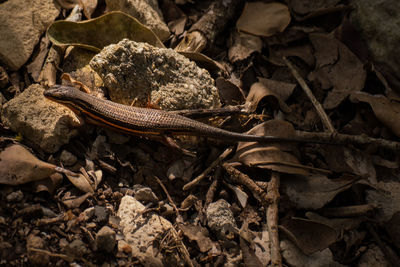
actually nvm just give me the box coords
[26,234,50,266]
[1,84,79,153]
[206,199,237,239]
[6,190,24,202]
[117,195,172,265]
[79,207,95,222]
[106,0,170,41]
[64,239,88,258]
[90,39,220,110]
[132,185,159,203]
[96,226,116,253]
[350,0,400,87]
[94,205,110,225]
[60,150,78,166]
[0,0,60,70]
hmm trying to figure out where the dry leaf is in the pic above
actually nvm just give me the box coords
[280,217,337,255]
[33,173,63,194]
[228,31,262,63]
[225,183,248,208]
[240,237,264,267]
[177,51,226,74]
[55,0,80,9]
[268,43,315,67]
[258,77,296,102]
[281,239,345,267]
[287,0,341,16]
[320,146,376,184]
[349,92,400,138]
[281,174,357,209]
[237,2,291,37]
[81,0,97,19]
[307,33,366,109]
[63,192,93,208]
[215,77,245,105]
[66,173,93,193]
[236,120,309,176]
[0,144,56,185]
[366,181,400,222]
[179,224,214,253]
[47,11,165,52]
[246,82,292,113]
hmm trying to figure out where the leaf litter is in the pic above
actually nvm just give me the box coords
[1,0,400,266]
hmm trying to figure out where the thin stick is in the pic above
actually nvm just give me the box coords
[222,162,272,206]
[295,130,400,151]
[267,171,282,267]
[283,56,336,133]
[154,176,194,267]
[183,147,234,190]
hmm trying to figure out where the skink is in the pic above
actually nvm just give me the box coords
[44,85,304,143]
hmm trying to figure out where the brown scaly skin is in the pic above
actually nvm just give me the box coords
[44,85,305,143]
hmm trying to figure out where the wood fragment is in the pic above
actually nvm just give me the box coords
[267,171,282,267]
[222,162,272,206]
[283,56,336,133]
[175,0,244,52]
[183,147,234,190]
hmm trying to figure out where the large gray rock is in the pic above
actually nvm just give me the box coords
[90,39,220,110]
[117,195,172,265]
[1,84,79,153]
[0,0,60,70]
[106,0,170,41]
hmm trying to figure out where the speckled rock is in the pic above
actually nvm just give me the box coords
[117,195,172,265]
[350,0,400,84]
[1,84,79,153]
[106,0,170,41]
[206,199,237,239]
[0,0,60,70]
[90,39,221,110]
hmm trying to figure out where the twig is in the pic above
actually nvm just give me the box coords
[222,162,272,206]
[267,171,282,267]
[295,130,400,151]
[174,0,244,52]
[205,170,220,207]
[154,176,182,222]
[154,176,195,267]
[183,147,234,190]
[39,5,82,86]
[321,204,377,217]
[283,56,336,133]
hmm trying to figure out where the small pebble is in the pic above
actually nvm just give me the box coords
[6,190,24,202]
[96,226,116,253]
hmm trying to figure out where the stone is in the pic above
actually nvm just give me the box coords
[117,195,172,265]
[1,84,79,153]
[60,150,78,166]
[106,0,170,41]
[6,190,24,202]
[26,234,50,266]
[94,205,110,225]
[0,0,60,70]
[64,239,88,258]
[206,199,237,239]
[96,226,116,253]
[90,39,220,110]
